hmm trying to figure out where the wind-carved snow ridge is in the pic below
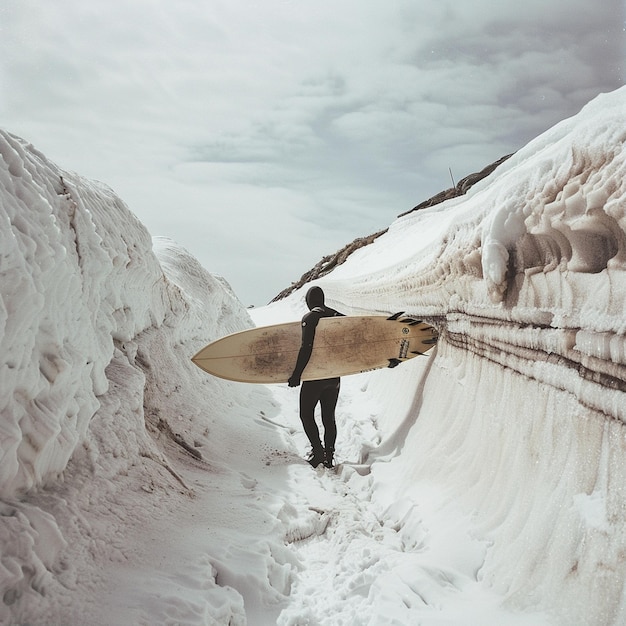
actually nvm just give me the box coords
[315,87,626,625]
[0,130,176,621]
[0,130,164,497]
[325,88,626,421]
[0,129,291,624]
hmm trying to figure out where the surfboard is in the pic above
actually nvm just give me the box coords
[191,314,438,384]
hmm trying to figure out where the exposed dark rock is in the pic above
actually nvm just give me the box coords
[398,153,513,217]
[271,231,387,302]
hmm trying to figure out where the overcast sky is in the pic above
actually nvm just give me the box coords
[1,0,624,305]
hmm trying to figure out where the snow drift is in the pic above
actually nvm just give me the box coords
[1,86,626,625]
[0,130,287,624]
[318,87,626,625]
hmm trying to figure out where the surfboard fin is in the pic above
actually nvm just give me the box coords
[387,358,402,368]
[387,312,426,326]
[403,318,423,326]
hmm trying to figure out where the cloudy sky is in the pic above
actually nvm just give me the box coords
[1,0,624,305]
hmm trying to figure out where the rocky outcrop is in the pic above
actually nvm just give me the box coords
[398,153,513,217]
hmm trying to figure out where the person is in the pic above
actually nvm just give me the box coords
[288,286,344,468]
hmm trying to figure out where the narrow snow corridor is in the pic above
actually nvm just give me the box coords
[3,89,626,624]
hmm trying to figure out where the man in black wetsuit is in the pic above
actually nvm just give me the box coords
[288,286,344,468]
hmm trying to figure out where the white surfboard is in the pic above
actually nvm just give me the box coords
[192,315,438,384]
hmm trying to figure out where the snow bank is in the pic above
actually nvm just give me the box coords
[0,129,291,624]
[0,130,170,497]
[311,87,626,625]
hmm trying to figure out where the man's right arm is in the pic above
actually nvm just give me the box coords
[288,313,318,387]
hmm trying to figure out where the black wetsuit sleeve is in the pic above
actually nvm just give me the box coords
[288,311,320,384]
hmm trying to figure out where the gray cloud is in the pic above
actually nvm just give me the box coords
[1,0,623,304]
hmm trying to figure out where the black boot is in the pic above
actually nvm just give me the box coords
[306,448,325,468]
[324,448,334,468]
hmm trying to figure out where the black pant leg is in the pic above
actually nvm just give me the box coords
[319,379,340,452]
[299,381,323,452]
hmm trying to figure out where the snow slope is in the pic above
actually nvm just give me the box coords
[1,86,625,625]
[0,130,293,624]
[315,87,626,625]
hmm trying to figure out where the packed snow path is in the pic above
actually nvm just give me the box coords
[266,379,551,626]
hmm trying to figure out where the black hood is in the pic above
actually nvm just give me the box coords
[305,286,325,310]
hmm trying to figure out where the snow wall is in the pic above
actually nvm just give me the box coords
[0,129,274,622]
[318,87,626,625]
